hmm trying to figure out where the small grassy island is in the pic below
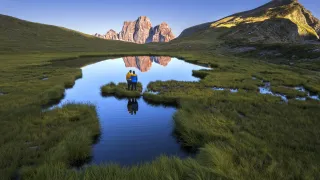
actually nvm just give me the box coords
[101,82,143,98]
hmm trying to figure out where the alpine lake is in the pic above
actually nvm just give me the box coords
[50,56,211,166]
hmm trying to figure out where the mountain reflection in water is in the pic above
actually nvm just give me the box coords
[123,56,171,72]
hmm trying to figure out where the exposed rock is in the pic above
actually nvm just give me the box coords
[151,22,175,42]
[118,21,136,42]
[133,16,153,44]
[95,16,175,44]
[179,0,320,43]
[300,5,320,37]
[94,33,105,38]
[105,29,119,40]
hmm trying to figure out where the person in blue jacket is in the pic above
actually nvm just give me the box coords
[130,71,138,91]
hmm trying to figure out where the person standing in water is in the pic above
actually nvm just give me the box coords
[130,71,138,91]
[126,70,133,90]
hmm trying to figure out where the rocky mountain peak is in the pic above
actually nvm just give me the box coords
[152,22,175,42]
[160,22,168,26]
[94,16,175,44]
[137,16,150,21]
[180,0,319,43]
[134,16,153,44]
[105,29,118,40]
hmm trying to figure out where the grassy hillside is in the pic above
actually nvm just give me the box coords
[0,14,146,53]
[178,0,320,44]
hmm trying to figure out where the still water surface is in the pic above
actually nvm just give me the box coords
[53,56,210,165]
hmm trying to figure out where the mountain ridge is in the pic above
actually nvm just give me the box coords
[94,16,175,44]
[178,0,320,43]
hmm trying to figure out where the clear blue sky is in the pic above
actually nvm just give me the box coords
[1,0,319,36]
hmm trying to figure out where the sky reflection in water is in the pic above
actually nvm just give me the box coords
[54,57,210,165]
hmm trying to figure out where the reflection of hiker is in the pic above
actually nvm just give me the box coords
[127,98,139,115]
[126,70,133,90]
[127,98,134,115]
[130,71,138,91]
[132,98,139,115]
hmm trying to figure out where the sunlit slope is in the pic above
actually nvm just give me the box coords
[178,0,320,44]
[0,14,144,53]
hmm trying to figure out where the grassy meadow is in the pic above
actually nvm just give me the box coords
[0,14,320,180]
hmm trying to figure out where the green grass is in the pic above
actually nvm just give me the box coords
[192,69,211,79]
[143,83,320,179]
[0,14,148,53]
[1,50,320,179]
[23,156,201,180]
[0,103,100,180]
[101,82,143,98]
[271,86,308,98]
[0,12,320,179]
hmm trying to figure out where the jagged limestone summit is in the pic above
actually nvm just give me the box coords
[179,0,320,43]
[94,16,175,44]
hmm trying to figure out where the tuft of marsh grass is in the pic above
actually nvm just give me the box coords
[271,86,308,98]
[101,82,143,98]
[0,102,100,180]
[25,156,200,180]
[39,85,65,105]
[45,127,93,167]
[192,69,211,79]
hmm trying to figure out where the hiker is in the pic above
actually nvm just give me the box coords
[130,71,138,91]
[132,98,139,115]
[126,70,133,90]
